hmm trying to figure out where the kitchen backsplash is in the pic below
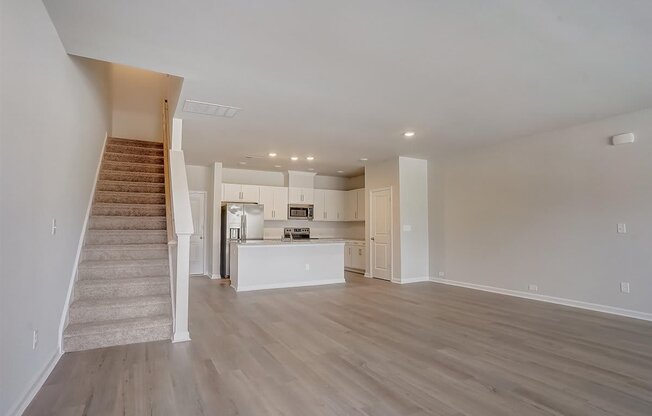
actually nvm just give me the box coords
[263,220,364,240]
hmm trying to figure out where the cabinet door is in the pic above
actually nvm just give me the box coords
[258,186,275,220]
[223,184,242,202]
[273,187,288,220]
[288,187,302,204]
[353,245,366,270]
[344,244,353,268]
[324,190,338,221]
[344,190,357,221]
[302,188,314,204]
[313,189,326,221]
[240,185,259,203]
[335,191,347,221]
[356,189,365,221]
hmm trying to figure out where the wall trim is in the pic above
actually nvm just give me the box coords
[234,278,345,292]
[6,349,62,416]
[429,277,652,322]
[392,276,430,284]
[172,331,191,343]
[58,132,108,353]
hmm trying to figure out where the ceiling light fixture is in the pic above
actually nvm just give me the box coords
[403,131,416,138]
[268,152,277,157]
[306,156,314,161]
[337,170,344,173]
[238,161,247,165]
[290,156,298,161]
[274,165,282,168]
[359,158,368,161]
[307,168,315,171]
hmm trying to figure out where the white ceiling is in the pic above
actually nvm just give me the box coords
[44,0,652,176]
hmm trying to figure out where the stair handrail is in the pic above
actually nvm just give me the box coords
[162,99,174,242]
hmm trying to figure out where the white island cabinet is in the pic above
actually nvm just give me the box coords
[230,240,345,292]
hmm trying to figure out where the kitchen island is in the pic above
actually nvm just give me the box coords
[229,240,345,292]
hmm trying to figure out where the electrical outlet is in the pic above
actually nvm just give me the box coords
[438,271,445,278]
[51,218,57,235]
[305,263,310,271]
[528,284,538,292]
[32,329,38,350]
[620,282,630,294]
[617,223,627,234]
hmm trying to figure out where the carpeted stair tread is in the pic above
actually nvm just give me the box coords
[79,258,169,270]
[92,203,166,217]
[70,295,171,312]
[99,170,164,183]
[74,277,170,300]
[85,229,168,245]
[82,243,168,260]
[89,216,167,230]
[104,153,164,165]
[96,180,165,193]
[64,314,171,337]
[83,243,168,252]
[108,137,163,148]
[105,144,164,156]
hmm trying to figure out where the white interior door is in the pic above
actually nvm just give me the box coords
[189,191,206,275]
[370,188,391,280]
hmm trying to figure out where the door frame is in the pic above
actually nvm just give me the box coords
[189,190,208,276]
[368,186,393,281]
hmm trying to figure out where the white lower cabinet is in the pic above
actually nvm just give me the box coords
[344,241,365,272]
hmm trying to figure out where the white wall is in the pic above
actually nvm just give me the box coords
[111,64,182,142]
[398,157,429,281]
[0,1,112,414]
[439,107,652,316]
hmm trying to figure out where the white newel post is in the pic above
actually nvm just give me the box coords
[173,233,192,342]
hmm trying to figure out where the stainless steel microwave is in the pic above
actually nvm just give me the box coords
[288,204,314,220]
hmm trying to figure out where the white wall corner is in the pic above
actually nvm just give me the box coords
[57,132,108,353]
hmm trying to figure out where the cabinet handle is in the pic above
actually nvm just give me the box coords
[359,249,362,255]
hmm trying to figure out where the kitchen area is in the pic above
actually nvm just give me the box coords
[185,167,367,291]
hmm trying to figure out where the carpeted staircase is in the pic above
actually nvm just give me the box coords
[63,137,173,352]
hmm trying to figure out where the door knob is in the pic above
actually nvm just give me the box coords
[370,237,375,241]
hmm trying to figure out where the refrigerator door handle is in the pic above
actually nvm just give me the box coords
[241,214,247,240]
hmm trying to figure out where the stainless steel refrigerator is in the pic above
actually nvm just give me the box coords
[220,203,264,277]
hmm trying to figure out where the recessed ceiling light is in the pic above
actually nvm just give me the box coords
[307,168,315,171]
[306,156,314,161]
[274,165,282,168]
[337,170,344,173]
[403,131,416,138]
[359,158,368,161]
[238,161,247,165]
[268,152,277,157]
[290,156,298,161]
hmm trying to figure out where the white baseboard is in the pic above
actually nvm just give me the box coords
[58,132,108,353]
[234,278,346,292]
[364,272,372,278]
[392,276,430,284]
[172,331,191,343]
[7,349,62,416]
[429,277,652,322]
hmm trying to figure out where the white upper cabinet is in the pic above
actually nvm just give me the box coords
[325,190,346,221]
[313,189,326,221]
[222,184,260,203]
[343,188,365,221]
[288,187,314,204]
[259,186,288,220]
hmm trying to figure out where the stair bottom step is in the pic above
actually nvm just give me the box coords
[63,316,171,352]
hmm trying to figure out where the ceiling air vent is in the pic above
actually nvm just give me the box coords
[182,99,241,118]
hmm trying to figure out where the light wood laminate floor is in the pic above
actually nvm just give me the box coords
[26,273,652,415]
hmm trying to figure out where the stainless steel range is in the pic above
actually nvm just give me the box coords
[283,227,310,240]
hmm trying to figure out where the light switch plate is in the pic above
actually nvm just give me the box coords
[620,282,630,293]
[617,223,627,234]
[403,225,412,232]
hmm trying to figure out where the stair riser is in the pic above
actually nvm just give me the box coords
[104,152,164,165]
[102,161,164,174]
[82,248,168,261]
[69,302,171,324]
[89,217,166,230]
[99,171,164,183]
[86,232,167,245]
[97,182,165,194]
[92,205,166,217]
[64,324,171,352]
[108,138,163,149]
[105,144,164,157]
[75,282,170,300]
[79,264,169,279]
[95,193,165,204]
